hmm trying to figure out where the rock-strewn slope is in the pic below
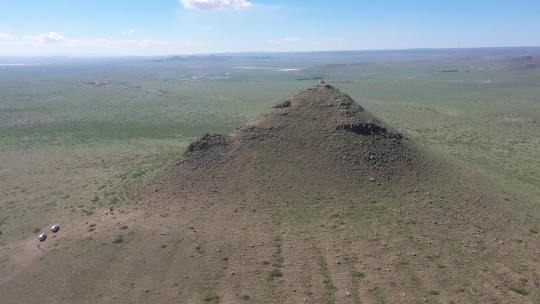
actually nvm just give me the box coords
[170,84,429,203]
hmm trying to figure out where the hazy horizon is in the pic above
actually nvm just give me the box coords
[0,46,539,60]
[1,0,540,56]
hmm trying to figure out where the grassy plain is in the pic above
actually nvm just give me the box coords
[0,49,539,301]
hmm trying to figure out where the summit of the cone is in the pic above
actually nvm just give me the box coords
[232,84,399,139]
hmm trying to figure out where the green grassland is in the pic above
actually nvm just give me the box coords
[0,50,539,246]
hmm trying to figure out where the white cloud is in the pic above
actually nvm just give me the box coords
[0,33,13,39]
[26,32,66,44]
[0,32,204,56]
[94,38,110,44]
[324,37,341,43]
[180,0,252,10]
[17,32,173,49]
[89,38,172,47]
[283,37,299,42]
[268,37,300,45]
[121,30,135,36]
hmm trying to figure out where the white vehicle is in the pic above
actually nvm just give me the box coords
[38,233,47,242]
[51,224,60,233]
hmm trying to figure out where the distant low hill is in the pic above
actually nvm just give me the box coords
[506,56,540,70]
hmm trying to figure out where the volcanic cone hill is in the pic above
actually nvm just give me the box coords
[1,85,538,304]
[162,84,432,203]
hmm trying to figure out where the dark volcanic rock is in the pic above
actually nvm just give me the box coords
[186,133,229,154]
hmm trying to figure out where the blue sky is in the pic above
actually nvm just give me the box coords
[0,0,539,56]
